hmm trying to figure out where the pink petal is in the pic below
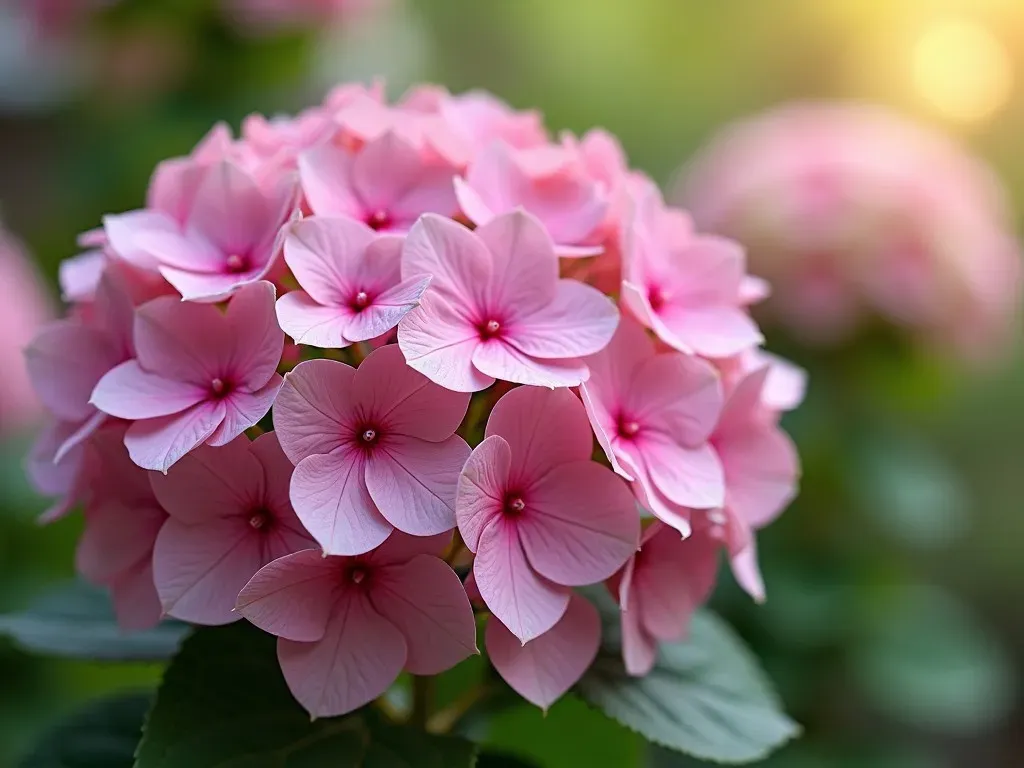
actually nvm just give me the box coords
[474,210,558,315]
[621,593,658,677]
[656,304,763,359]
[367,529,453,566]
[283,216,377,306]
[506,279,618,360]
[453,175,496,227]
[157,266,262,303]
[759,352,807,412]
[110,560,162,632]
[25,322,118,422]
[473,518,569,644]
[186,160,272,255]
[274,359,356,463]
[401,214,492,309]
[77,499,165,585]
[222,281,285,390]
[153,516,266,625]
[132,296,226,384]
[620,280,693,354]
[456,435,511,552]
[207,375,283,447]
[250,431,301,520]
[278,591,407,718]
[276,291,354,348]
[124,401,226,473]
[370,554,477,674]
[235,549,340,642]
[342,276,430,342]
[291,450,393,556]
[518,460,639,586]
[297,144,362,218]
[365,434,469,536]
[629,353,723,446]
[740,275,771,305]
[351,344,470,441]
[487,592,600,710]
[91,360,207,420]
[579,385,634,481]
[485,387,594,485]
[102,210,179,269]
[623,435,725,510]
[59,250,106,303]
[134,229,224,273]
[473,340,589,388]
[719,427,799,529]
[397,292,492,393]
[671,236,747,304]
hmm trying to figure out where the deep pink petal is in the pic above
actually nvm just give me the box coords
[370,554,477,674]
[367,530,454,566]
[235,549,341,642]
[124,401,226,473]
[487,592,600,710]
[91,360,207,420]
[485,387,593,486]
[507,279,618,360]
[518,461,638,587]
[401,214,491,309]
[351,344,470,441]
[365,434,469,536]
[278,591,407,718]
[110,560,162,632]
[473,518,569,644]
[473,340,589,389]
[274,359,356,463]
[291,450,393,556]
[397,292,492,393]
[276,291,354,348]
[207,375,283,447]
[579,384,634,481]
[250,431,302,523]
[341,276,430,343]
[620,280,693,354]
[25,322,119,422]
[456,435,511,552]
[77,499,165,585]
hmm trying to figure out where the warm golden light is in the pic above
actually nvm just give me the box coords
[912,18,1013,124]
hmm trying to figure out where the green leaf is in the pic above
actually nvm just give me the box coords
[577,591,799,764]
[0,581,188,661]
[136,621,477,767]
[18,692,151,768]
[476,752,544,767]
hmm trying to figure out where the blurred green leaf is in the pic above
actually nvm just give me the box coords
[853,584,1015,734]
[0,580,187,661]
[17,691,150,768]
[136,621,477,767]
[577,591,799,764]
[476,752,544,768]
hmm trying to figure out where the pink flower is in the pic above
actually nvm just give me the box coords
[104,159,297,301]
[149,433,316,626]
[273,344,470,555]
[26,418,92,523]
[236,530,477,718]
[456,386,638,643]
[454,141,607,256]
[487,591,601,710]
[90,281,284,472]
[717,348,807,415]
[75,424,166,632]
[275,217,429,348]
[298,131,459,231]
[581,316,725,535]
[398,211,619,392]
[438,90,548,156]
[621,180,763,358]
[609,521,719,677]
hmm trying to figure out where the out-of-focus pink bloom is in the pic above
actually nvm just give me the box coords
[273,344,470,555]
[676,102,1022,359]
[236,530,476,718]
[581,316,725,534]
[398,212,619,392]
[439,91,548,156]
[609,521,718,677]
[0,229,53,434]
[104,160,297,302]
[622,180,763,358]
[454,141,608,256]
[75,424,165,631]
[276,217,429,348]
[486,591,601,711]
[221,0,381,36]
[456,386,638,643]
[26,418,92,523]
[716,348,806,415]
[90,281,284,472]
[149,433,315,626]
[298,131,459,232]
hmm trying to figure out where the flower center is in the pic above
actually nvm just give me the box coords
[647,285,665,312]
[248,509,271,530]
[352,290,370,309]
[366,210,391,231]
[210,377,232,398]
[617,416,641,439]
[348,565,369,585]
[361,428,378,443]
[225,253,249,273]
[479,319,503,340]
[504,493,526,516]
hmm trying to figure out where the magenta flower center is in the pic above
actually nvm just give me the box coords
[616,416,642,439]
[479,319,503,339]
[366,210,391,231]
[347,565,370,586]
[647,285,666,312]
[352,291,370,310]
[225,253,249,273]
[361,428,378,443]
[248,509,271,530]
[504,493,527,516]
[209,377,232,398]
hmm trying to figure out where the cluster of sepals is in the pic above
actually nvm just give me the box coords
[24,81,804,718]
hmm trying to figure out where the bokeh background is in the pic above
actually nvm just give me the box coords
[1,0,1022,766]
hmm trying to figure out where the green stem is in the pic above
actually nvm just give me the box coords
[410,675,433,730]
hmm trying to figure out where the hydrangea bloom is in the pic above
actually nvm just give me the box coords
[23,81,806,723]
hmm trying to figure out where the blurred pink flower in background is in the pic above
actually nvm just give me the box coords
[0,227,52,435]
[676,103,1022,361]
[221,0,384,35]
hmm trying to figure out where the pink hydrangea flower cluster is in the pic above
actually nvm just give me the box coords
[25,82,804,717]
[675,103,1022,360]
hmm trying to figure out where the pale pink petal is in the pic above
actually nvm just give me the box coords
[484,387,593,485]
[222,281,284,390]
[397,292,492,393]
[456,435,511,552]
[235,549,340,642]
[621,593,658,677]
[110,560,162,632]
[53,409,107,465]
[472,340,589,388]
[453,176,496,225]
[59,250,106,303]
[278,591,407,718]
[625,436,725,510]
[487,593,600,710]
[276,291,354,348]
[473,518,569,644]
[90,361,207,420]
[759,352,807,412]
[124,401,226,473]
[291,450,393,556]
[207,375,283,446]
[580,385,634,481]
[719,427,799,529]
[401,214,491,309]
[134,229,224,273]
[341,276,430,342]
[628,353,723,446]
[297,144,362,218]
[518,461,638,587]
[730,535,766,603]
[102,210,178,269]
[283,216,376,306]
[740,275,771,305]
[133,296,225,384]
[631,478,693,538]
[273,359,356,463]
[25,322,118,422]
[157,266,261,303]
[186,160,271,255]
[365,435,469,536]
[351,344,470,441]
[370,554,477,674]
[656,304,763,359]
[153,516,267,625]
[474,210,558,315]
[507,280,618,360]
[582,314,657,404]
[620,280,693,354]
